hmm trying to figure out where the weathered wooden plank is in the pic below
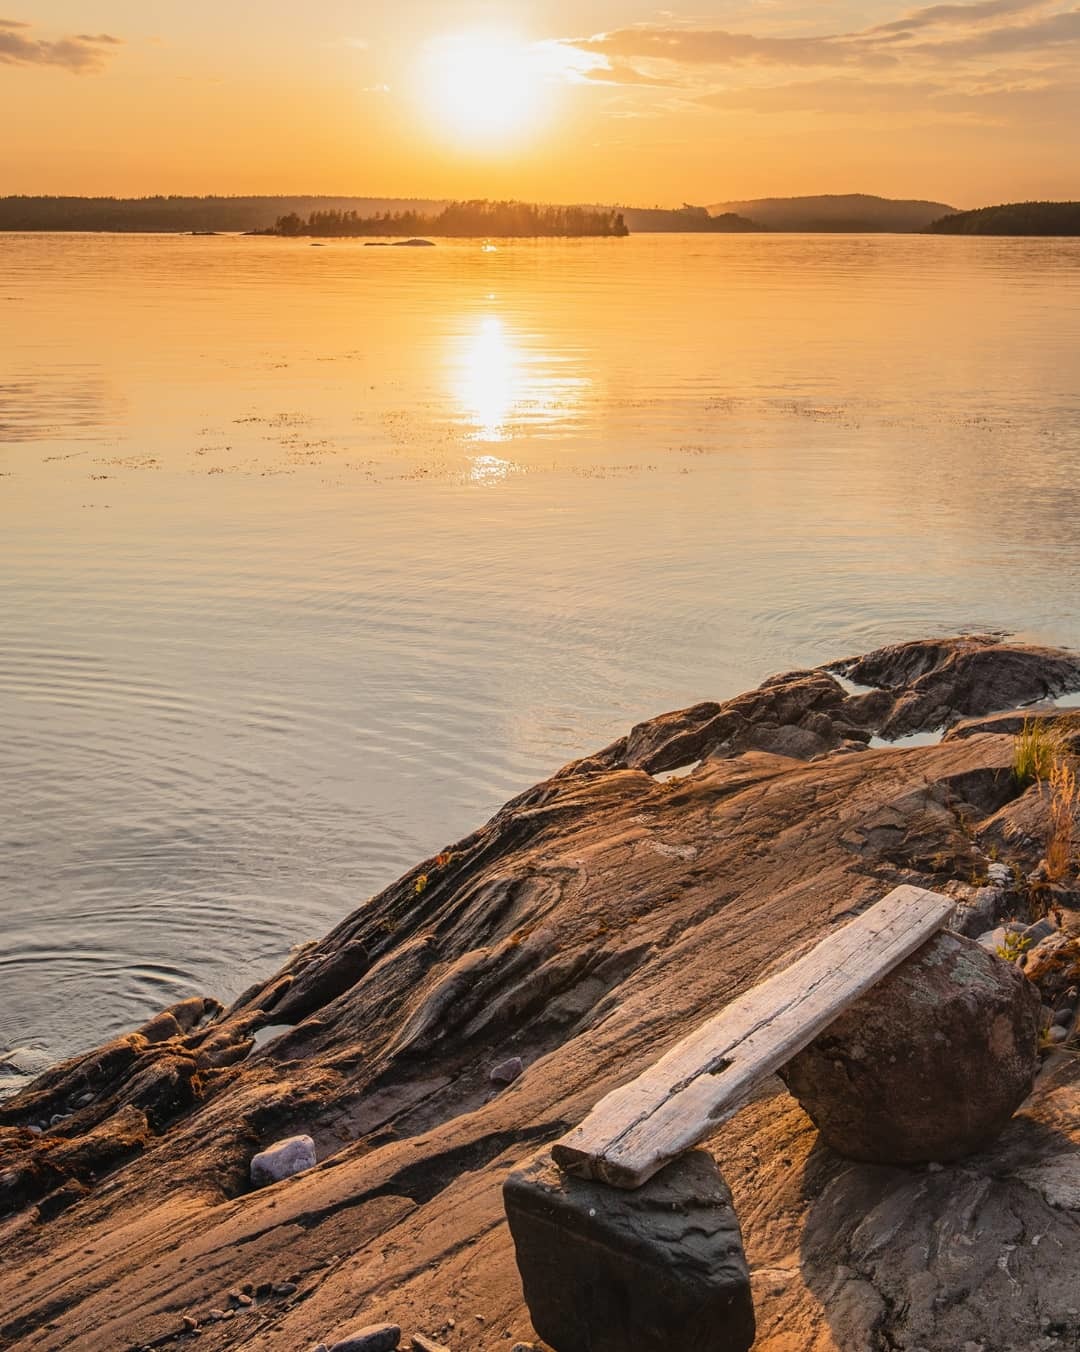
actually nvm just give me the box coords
[552,885,954,1189]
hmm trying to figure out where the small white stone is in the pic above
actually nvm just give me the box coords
[250,1134,317,1186]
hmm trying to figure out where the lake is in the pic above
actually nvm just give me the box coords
[3,230,1080,1086]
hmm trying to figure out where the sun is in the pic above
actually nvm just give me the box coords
[421,33,547,147]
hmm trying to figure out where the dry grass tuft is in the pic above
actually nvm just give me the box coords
[1045,758,1078,882]
[1013,717,1068,787]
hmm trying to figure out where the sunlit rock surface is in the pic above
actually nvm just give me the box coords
[0,636,1077,1351]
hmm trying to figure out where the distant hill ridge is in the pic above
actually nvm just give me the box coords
[708,193,957,233]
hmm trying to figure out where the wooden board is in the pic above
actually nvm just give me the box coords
[552,885,954,1189]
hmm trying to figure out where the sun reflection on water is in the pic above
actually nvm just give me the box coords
[456,316,516,442]
[448,313,590,447]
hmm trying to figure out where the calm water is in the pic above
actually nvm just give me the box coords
[3,231,1080,1085]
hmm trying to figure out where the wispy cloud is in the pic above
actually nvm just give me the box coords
[0,17,122,72]
[870,0,1055,34]
[558,0,1080,140]
[565,1,1080,76]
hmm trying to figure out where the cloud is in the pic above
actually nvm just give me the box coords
[870,0,1054,34]
[572,28,893,70]
[0,16,121,72]
[910,6,1080,55]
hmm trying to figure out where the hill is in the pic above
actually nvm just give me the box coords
[618,204,759,233]
[926,201,1080,235]
[708,193,956,233]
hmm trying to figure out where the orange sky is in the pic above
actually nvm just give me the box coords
[2,2,1079,206]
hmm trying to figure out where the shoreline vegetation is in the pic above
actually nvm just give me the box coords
[257,200,630,238]
[0,193,1079,237]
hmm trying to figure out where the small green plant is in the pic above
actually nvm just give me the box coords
[996,930,1033,963]
[1013,717,1066,787]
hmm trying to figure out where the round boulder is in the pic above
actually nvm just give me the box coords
[779,930,1040,1164]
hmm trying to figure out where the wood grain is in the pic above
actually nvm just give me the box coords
[552,885,955,1188]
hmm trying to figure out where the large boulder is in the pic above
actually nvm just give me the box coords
[780,930,1041,1163]
[503,1147,754,1352]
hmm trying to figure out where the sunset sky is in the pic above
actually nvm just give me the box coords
[4,1,1079,206]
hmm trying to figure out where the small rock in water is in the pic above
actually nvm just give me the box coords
[1053,1007,1074,1028]
[272,1281,298,1296]
[327,1325,402,1352]
[250,1135,316,1187]
[229,1290,253,1307]
[490,1056,523,1086]
[1047,1025,1068,1044]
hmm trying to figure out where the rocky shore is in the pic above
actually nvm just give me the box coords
[2,635,1079,1352]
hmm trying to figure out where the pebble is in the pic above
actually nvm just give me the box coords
[272,1281,298,1296]
[986,862,1011,886]
[511,1344,538,1352]
[411,1336,450,1352]
[326,1325,402,1352]
[208,1309,227,1321]
[230,1291,253,1307]
[250,1135,317,1187]
[490,1056,524,1086]
[1053,1007,1074,1028]
[73,1093,94,1108]
[1047,1025,1069,1044]
[182,1316,198,1332]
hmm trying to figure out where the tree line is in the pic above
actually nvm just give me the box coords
[265,200,630,238]
[0,196,444,233]
[927,201,1080,236]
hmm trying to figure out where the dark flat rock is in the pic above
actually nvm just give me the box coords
[504,1148,754,1352]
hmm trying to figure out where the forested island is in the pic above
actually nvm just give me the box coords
[262,200,629,238]
[927,201,1080,235]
